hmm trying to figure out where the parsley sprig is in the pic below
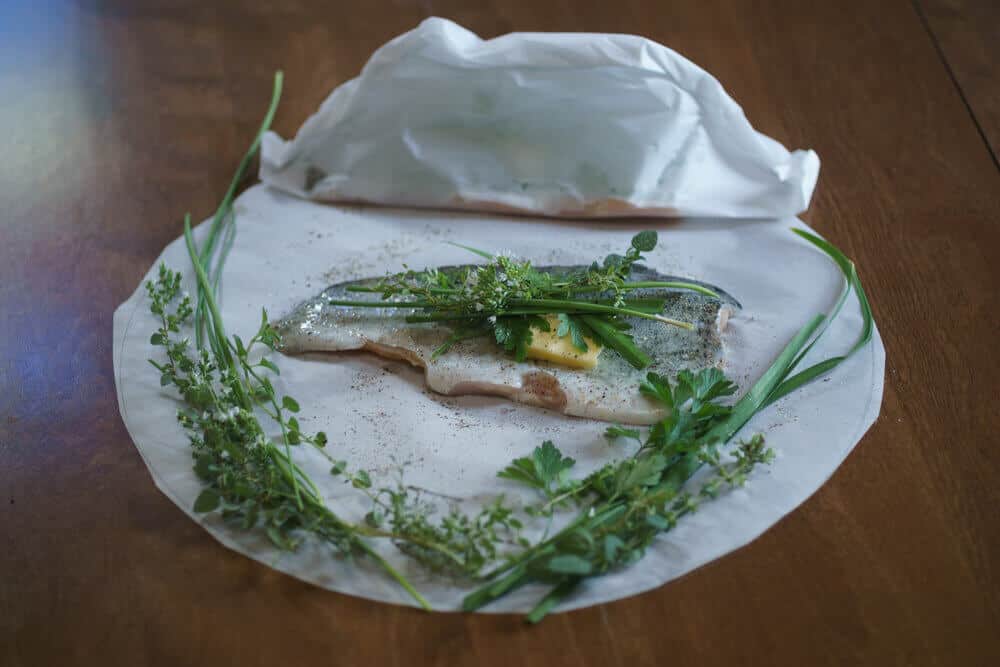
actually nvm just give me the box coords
[326,233,719,369]
[463,368,773,621]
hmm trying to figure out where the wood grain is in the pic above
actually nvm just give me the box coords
[918,0,1000,164]
[2,0,999,665]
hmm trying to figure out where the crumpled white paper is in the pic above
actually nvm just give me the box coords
[261,18,819,219]
[114,185,884,613]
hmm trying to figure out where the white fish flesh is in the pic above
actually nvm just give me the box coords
[273,265,738,425]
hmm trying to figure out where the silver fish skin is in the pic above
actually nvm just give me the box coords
[273,265,738,425]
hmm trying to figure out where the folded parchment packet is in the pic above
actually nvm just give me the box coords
[261,18,819,219]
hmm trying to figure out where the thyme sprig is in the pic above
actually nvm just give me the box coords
[326,233,719,369]
[148,263,436,608]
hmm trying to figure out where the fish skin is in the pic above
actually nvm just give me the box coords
[273,265,738,425]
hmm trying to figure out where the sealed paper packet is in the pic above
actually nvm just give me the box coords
[260,18,819,219]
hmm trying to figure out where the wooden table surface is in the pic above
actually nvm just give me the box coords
[2,1,998,665]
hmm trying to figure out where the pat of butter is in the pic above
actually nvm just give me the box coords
[526,315,602,369]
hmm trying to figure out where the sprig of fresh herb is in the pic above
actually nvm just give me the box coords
[326,232,718,369]
[464,229,874,620]
[498,440,578,499]
[462,367,755,620]
[149,262,437,607]
[360,484,528,577]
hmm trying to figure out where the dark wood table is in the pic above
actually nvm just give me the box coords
[3,1,998,664]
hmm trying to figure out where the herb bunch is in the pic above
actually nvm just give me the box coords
[327,233,721,369]
[143,71,874,623]
[465,368,775,621]
[149,259,769,619]
[148,263,440,606]
[149,72,525,608]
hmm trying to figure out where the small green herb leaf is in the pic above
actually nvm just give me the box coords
[352,470,372,489]
[233,334,247,359]
[546,555,593,575]
[193,457,215,481]
[498,441,576,498]
[493,316,542,362]
[605,425,641,442]
[579,315,651,369]
[603,535,626,562]
[614,454,668,493]
[630,230,658,252]
[193,489,220,513]
[556,313,589,352]
[640,372,674,407]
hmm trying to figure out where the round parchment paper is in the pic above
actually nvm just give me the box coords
[113,185,884,613]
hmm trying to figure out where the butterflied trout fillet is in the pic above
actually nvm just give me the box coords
[273,265,739,425]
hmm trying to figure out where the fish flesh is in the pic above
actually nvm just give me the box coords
[273,265,738,425]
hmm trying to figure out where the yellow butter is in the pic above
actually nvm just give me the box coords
[526,315,602,369]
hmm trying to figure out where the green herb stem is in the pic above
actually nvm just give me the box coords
[526,578,581,624]
[553,281,719,299]
[356,541,432,611]
[461,564,532,612]
[194,71,284,348]
[345,280,717,299]
[182,215,248,406]
[402,305,658,324]
[353,524,468,571]
[508,299,692,329]
[578,314,653,369]
[347,285,458,294]
[327,297,693,330]
[326,299,438,309]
